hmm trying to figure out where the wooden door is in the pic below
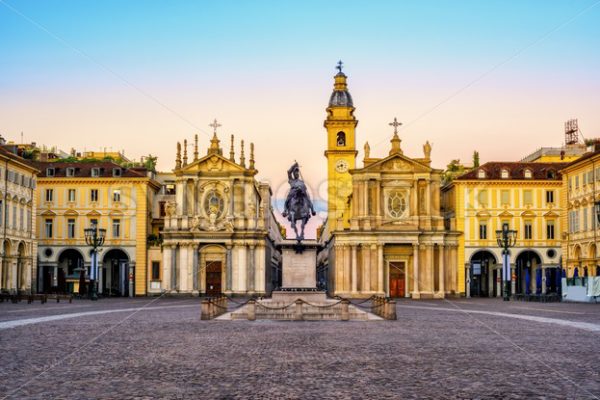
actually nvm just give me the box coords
[389,262,405,298]
[206,261,222,296]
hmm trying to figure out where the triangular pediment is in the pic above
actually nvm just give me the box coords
[64,209,79,216]
[498,210,514,218]
[87,210,101,217]
[544,210,560,218]
[178,153,248,174]
[355,152,432,173]
[41,210,57,217]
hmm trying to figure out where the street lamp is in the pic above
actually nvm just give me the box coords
[84,223,106,301]
[496,223,517,301]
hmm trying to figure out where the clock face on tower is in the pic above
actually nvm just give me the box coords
[335,159,349,173]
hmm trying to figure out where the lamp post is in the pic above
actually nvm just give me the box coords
[496,223,517,301]
[84,223,106,301]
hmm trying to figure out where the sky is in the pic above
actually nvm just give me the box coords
[1,0,600,234]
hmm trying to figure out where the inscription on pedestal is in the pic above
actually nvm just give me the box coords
[282,247,316,289]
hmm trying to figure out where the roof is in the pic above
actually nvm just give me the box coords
[456,162,567,181]
[329,89,353,107]
[35,161,148,178]
[561,148,600,171]
[0,146,38,171]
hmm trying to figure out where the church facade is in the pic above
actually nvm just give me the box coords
[319,67,461,299]
[159,126,283,296]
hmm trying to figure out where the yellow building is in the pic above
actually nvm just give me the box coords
[561,148,600,277]
[0,145,38,294]
[442,162,567,297]
[320,66,460,299]
[35,161,159,296]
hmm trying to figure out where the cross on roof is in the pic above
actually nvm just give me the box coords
[389,117,402,134]
[209,118,222,134]
[336,60,343,73]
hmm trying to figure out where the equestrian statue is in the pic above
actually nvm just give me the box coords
[282,161,316,242]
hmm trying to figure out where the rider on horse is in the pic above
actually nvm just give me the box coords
[282,162,316,241]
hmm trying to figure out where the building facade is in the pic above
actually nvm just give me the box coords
[561,148,600,278]
[0,147,38,294]
[320,68,460,299]
[443,162,567,297]
[159,129,282,296]
[35,162,159,296]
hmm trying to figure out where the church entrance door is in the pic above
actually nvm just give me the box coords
[206,261,222,296]
[389,261,405,298]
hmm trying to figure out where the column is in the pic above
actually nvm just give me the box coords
[412,243,420,297]
[363,244,371,292]
[511,264,516,295]
[438,245,445,297]
[179,245,189,292]
[541,266,547,294]
[495,266,501,297]
[351,245,358,294]
[465,263,471,298]
[377,244,384,294]
[171,246,177,291]
[426,244,434,294]
[193,245,199,292]
[226,245,233,292]
[98,264,103,294]
[237,245,247,292]
[163,246,172,292]
[531,265,538,294]
[247,244,255,293]
[487,263,493,298]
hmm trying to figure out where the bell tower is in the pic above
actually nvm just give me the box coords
[324,61,358,231]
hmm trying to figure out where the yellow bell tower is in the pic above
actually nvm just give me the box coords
[324,61,358,232]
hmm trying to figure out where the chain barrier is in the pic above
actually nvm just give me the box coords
[255,301,296,310]
[299,299,343,308]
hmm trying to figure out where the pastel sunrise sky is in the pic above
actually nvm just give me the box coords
[2,0,600,218]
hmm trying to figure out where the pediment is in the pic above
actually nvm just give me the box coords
[179,153,247,174]
[356,153,432,173]
[476,211,492,218]
[41,210,56,217]
[64,209,79,216]
[544,210,560,218]
[87,210,101,217]
[109,210,124,216]
[520,210,536,217]
[498,210,514,218]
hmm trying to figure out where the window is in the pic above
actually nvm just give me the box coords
[546,190,554,204]
[68,189,76,202]
[387,190,408,219]
[547,221,555,240]
[165,184,175,195]
[575,175,579,189]
[588,171,594,184]
[336,131,346,146]
[112,219,121,238]
[500,169,509,179]
[66,167,75,177]
[0,200,3,226]
[46,168,55,177]
[477,170,486,179]
[479,222,487,240]
[45,219,53,238]
[67,218,76,238]
[583,172,588,186]
[524,221,533,239]
[113,189,121,202]
[45,189,54,202]
[151,261,160,280]
[570,210,580,233]
[596,202,600,227]
[203,190,225,218]
[524,169,532,179]
[90,218,98,228]
[112,168,122,177]
[583,207,588,231]
[501,190,510,205]
[523,190,533,205]
[91,168,100,177]
[19,207,23,231]
[90,189,99,202]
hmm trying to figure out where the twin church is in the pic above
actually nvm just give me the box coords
[160,65,462,299]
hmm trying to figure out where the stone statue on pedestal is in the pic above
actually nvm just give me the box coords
[282,161,316,241]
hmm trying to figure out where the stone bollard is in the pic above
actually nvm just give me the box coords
[295,299,304,321]
[341,299,350,321]
[247,299,256,321]
[386,299,397,320]
[201,299,211,320]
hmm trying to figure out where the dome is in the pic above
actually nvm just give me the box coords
[329,89,354,107]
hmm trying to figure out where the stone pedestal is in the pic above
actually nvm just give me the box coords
[281,240,318,289]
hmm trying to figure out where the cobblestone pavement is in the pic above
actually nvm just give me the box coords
[1,297,599,399]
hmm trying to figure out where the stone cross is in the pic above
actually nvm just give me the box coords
[389,117,402,134]
[209,118,222,135]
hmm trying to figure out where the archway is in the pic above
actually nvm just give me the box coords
[515,250,542,295]
[469,250,497,297]
[57,249,84,294]
[102,249,130,297]
[200,245,226,296]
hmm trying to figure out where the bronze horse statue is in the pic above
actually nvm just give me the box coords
[282,162,316,241]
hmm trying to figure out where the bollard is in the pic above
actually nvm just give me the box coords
[341,299,350,321]
[295,299,303,321]
[386,299,397,320]
[247,299,256,321]
[201,299,211,320]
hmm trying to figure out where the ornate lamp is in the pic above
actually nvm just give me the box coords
[84,223,106,301]
[496,223,517,301]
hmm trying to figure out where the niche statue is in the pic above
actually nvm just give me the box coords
[282,162,316,241]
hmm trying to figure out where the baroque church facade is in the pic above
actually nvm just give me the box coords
[319,67,461,299]
[159,125,283,296]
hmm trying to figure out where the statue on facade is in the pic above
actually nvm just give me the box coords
[282,161,316,241]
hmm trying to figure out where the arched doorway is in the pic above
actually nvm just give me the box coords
[57,249,84,294]
[200,245,226,296]
[515,250,542,295]
[469,250,497,297]
[102,249,130,297]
